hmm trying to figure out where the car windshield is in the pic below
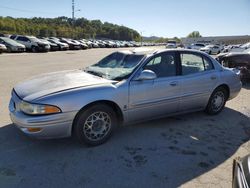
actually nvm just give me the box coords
[168,41,176,44]
[85,52,145,81]
[29,37,41,42]
[0,37,20,46]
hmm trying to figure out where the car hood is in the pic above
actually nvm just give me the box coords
[201,47,209,50]
[14,69,116,101]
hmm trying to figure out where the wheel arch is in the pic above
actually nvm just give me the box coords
[72,100,124,134]
[213,84,230,100]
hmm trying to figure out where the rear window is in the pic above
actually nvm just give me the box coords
[181,53,214,75]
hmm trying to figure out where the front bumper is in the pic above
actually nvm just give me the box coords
[37,45,50,52]
[9,92,77,139]
[9,111,76,139]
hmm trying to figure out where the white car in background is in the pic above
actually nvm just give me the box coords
[190,43,205,50]
[223,43,250,53]
[13,35,50,52]
[166,40,177,48]
[0,43,7,53]
[200,45,221,54]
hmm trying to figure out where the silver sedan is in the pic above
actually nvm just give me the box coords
[9,49,242,145]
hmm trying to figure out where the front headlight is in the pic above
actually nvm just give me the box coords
[20,101,61,115]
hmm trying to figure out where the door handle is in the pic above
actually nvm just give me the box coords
[170,81,178,86]
[210,76,217,80]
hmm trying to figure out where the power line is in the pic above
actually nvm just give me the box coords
[0,5,65,15]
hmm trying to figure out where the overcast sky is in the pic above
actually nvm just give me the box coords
[0,0,249,38]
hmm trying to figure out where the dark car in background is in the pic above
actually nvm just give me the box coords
[47,39,69,51]
[217,49,250,84]
[0,37,26,52]
[38,38,60,51]
[60,38,81,50]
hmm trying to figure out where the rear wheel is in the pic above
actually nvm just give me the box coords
[206,87,228,115]
[73,104,118,146]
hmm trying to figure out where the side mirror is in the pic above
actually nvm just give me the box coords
[135,70,157,81]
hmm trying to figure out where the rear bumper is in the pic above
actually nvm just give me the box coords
[229,82,242,100]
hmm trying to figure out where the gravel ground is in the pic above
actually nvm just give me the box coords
[0,48,249,188]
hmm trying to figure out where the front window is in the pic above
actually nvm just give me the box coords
[144,52,176,78]
[85,52,145,81]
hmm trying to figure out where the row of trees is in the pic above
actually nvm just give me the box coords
[0,16,141,41]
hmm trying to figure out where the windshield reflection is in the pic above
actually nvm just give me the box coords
[85,52,145,81]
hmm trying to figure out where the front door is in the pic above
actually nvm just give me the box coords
[128,52,181,122]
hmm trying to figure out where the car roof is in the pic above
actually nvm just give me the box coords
[119,48,210,56]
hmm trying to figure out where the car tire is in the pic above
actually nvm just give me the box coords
[205,87,228,115]
[6,47,12,53]
[31,46,38,53]
[73,104,118,146]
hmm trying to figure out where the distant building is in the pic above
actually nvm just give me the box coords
[181,35,250,46]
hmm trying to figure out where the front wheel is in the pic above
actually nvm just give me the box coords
[206,87,228,115]
[31,46,38,53]
[73,104,118,146]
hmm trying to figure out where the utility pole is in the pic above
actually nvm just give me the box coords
[72,0,75,20]
[140,31,143,47]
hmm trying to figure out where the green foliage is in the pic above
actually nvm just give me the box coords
[187,31,202,38]
[0,16,140,41]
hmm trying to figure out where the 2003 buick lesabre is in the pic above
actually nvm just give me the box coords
[9,49,242,145]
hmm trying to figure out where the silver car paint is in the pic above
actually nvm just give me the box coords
[9,49,242,139]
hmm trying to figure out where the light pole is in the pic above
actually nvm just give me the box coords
[72,0,75,20]
[140,31,144,47]
[72,0,80,20]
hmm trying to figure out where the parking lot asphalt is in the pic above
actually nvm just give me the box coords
[0,48,250,188]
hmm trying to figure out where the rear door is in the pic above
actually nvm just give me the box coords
[178,52,218,111]
[128,51,181,122]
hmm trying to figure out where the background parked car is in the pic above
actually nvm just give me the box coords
[59,38,81,50]
[0,37,25,52]
[38,38,59,51]
[0,43,7,53]
[166,40,177,48]
[13,35,50,52]
[200,44,221,54]
[47,39,69,51]
[217,49,250,84]
[190,43,206,50]
[76,40,89,50]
